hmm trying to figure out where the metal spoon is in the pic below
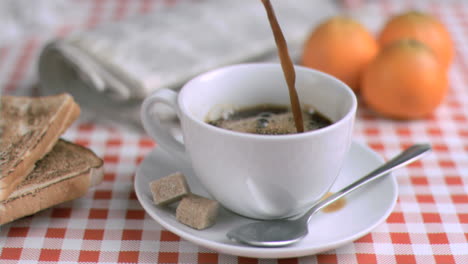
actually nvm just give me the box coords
[227,144,431,247]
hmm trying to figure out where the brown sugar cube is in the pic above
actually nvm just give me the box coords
[150,172,190,206]
[176,194,219,230]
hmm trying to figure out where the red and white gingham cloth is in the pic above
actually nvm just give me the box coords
[1,0,467,263]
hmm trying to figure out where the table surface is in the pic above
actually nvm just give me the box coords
[1,0,467,263]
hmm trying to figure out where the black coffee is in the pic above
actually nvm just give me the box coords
[207,104,332,135]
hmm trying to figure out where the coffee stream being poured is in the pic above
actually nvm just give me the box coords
[261,0,304,133]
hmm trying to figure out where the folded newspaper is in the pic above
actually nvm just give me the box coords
[38,0,380,129]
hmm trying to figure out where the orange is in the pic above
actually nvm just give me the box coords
[301,16,378,92]
[379,11,454,69]
[361,39,448,119]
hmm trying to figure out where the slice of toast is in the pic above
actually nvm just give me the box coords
[0,93,80,201]
[0,139,104,226]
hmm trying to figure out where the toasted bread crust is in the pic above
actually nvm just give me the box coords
[0,94,80,201]
[0,140,104,225]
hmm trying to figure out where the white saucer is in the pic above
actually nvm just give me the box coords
[134,141,398,259]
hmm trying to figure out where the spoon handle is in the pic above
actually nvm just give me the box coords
[303,144,432,223]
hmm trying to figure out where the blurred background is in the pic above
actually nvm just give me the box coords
[0,0,465,127]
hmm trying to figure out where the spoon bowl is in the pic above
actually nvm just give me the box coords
[228,218,309,247]
[227,144,431,247]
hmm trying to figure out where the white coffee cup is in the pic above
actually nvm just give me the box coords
[141,63,357,220]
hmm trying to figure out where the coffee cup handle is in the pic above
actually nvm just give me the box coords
[141,89,189,164]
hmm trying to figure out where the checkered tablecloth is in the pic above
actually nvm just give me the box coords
[1,0,467,263]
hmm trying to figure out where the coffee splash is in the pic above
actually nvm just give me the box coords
[321,192,347,213]
[208,104,332,135]
[261,0,304,133]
